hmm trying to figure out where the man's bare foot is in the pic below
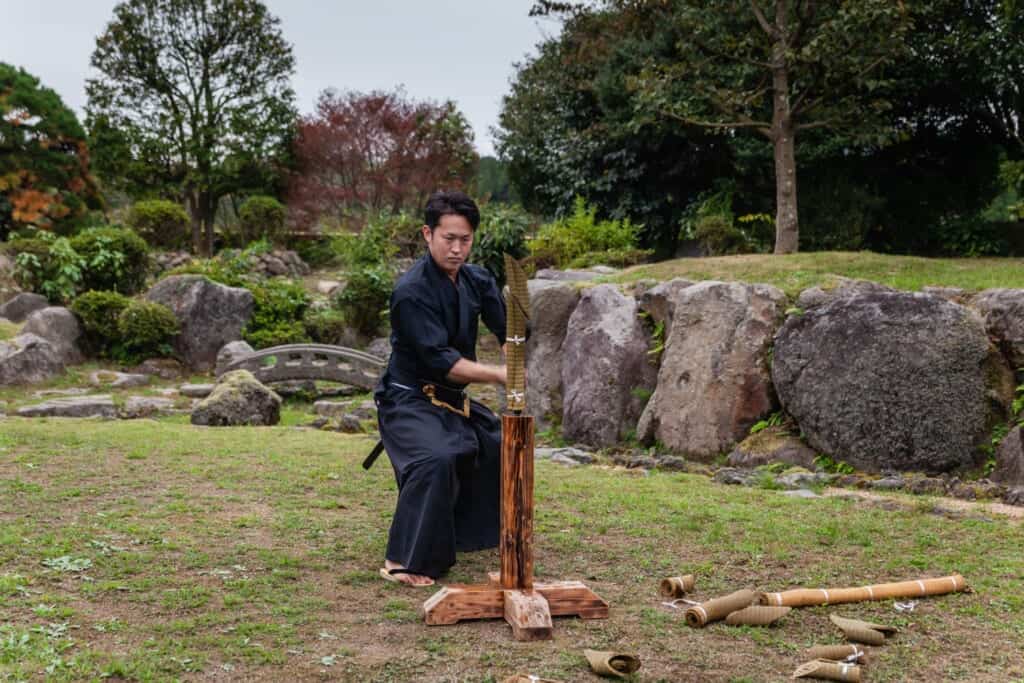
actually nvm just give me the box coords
[384,559,434,586]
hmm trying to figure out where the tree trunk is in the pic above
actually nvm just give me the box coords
[199,191,216,257]
[772,121,799,254]
[770,22,799,255]
[187,190,202,255]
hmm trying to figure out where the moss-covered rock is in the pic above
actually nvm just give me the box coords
[190,370,281,427]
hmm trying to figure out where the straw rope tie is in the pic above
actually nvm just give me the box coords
[865,586,874,599]
[917,580,926,595]
[840,663,851,680]
[695,605,708,622]
[821,589,830,604]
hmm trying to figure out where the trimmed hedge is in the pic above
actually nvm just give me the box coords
[128,199,190,250]
[70,226,150,295]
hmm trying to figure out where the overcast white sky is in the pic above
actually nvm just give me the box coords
[1,1,558,156]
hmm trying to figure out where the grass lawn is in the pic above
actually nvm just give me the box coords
[1,417,1022,682]
[616,251,1024,298]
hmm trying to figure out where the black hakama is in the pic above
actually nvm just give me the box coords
[374,254,506,579]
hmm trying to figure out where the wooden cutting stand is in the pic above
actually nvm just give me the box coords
[421,414,609,640]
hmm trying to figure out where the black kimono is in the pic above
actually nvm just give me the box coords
[374,253,506,578]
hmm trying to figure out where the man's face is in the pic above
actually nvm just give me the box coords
[423,214,474,278]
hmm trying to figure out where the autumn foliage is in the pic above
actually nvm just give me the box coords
[0,63,100,238]
[288,88,477,230]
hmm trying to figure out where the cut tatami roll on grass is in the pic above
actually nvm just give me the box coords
[761,574,968,607]
[724,605,791,626]
[659,574,696,598]
[829,614,898,646]
[805,644,867,663]
[792,659,861,682]
[684,589,761,627]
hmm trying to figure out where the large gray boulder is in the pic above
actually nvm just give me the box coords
[146,275,253,371]
[191,369,281,426]
[0,292,48,323]
[796,277,893,310]
[970,288,1024,368]
[22,307,85,365]
[215,340,255,376]
[526,281,580,427]
[0,333,65,385]
[561,284,656,447]
[637,281,786,459]
[636,278,693,333]
[992,425,1024,486]
[773,292,1013,473]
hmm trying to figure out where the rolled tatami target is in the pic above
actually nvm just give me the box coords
[762,574,967,607]
[792,659,861,682]
[805,645,866,662]
[582,649,641,678]
[659,574,696,598]
[724,605,792,626]
[684,589,760,628]
[829,614,897,645]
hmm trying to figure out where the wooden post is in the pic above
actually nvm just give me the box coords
[422,411,608,638]
[500,414,534,590]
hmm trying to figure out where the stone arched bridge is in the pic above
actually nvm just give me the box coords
[218,344,385,390]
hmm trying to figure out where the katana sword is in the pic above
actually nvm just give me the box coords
[503,254,530,415]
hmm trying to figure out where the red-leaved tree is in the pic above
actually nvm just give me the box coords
[289,88,478,230]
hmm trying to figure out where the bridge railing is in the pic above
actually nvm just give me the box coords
[219,343,385,391]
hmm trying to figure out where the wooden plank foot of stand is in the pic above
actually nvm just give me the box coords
[488,571,609,619]
[423,578,609,633]
[504,590,553,641]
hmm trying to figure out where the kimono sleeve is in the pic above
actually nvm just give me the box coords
[480,273,507,345]
[392,295,463,378]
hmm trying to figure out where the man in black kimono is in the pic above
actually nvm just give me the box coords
[375,191,507,586]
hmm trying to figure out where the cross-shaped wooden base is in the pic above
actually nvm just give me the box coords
[421,415,609,640]
[423,572,609,640]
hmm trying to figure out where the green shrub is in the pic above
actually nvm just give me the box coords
[12,233,83,303]
[116,300,179,361]
[127,200,190,250]
[471,203,531,287]
[303,307,347,344]
[70,226,150,295]
[70,290,132,353]
[237,196,288,247]
[333,214,400,270]
[243,279,311,349]
[381,211,426,259]
[528,197,638,270]
[244,320,309,349]
[333,265,393,337]
[7,236,56,294]
[168,254,247,287]
[693,214,749,256]
[568,247,653,269]
[293,236,338,268]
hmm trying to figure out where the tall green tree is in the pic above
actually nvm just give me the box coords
[498,3,732,254]
[86,0,296,255]
[0,63,101,239]
[629,0,911,253]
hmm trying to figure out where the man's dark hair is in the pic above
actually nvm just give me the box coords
[424,190,480,231]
